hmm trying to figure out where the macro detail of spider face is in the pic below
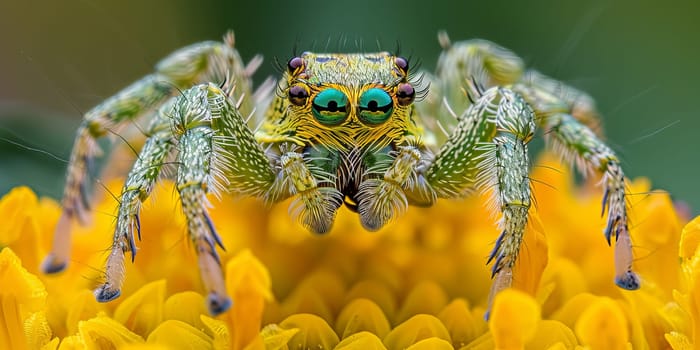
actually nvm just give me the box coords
[279,52,416,145]
[41,30,640,317]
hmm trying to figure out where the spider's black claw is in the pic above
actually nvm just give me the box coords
[206,292,232,315]
[95,284,121,303]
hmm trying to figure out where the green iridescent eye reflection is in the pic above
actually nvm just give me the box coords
[312,88,348,125]
[358,88,393,125]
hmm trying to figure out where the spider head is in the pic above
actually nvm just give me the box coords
[275,52,419,150]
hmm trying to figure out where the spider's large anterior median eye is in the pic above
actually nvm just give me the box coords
[358,88,393,125]
[312,88,349,125]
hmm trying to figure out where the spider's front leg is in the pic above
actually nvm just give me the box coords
[42,32,260,274]
[425,86,536,314]
[93,101,176,303]
[95,83,339,315]
[429,35,640,314]
[95,83,276,314]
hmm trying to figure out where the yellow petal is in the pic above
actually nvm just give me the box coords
[146,319,213,349]
[539,259,587,316]
[258,324,300,350]
[78,314,144,348]
[526,320,578,349]
[395,280,448,324]
[550,293,597,329]
[574,297,628,350]
[201,315,230,350]
[56,335,86,350]
[383,314,451,349]
[24,311,53,350]
[281,268,347,324]
[405,337,454,349]
[278,313,339,349]
[665,331,693,350]
[0,247,48,350]
[462,331,495,350]
[0,247,47,311]
[226,249,273,302]
[241,335,265,350]
[163,292,207,332]
[544,342,568,350]
[224,250,274,350]
[512,210,548,297]
[120,345,170,350]
[335,298,391,340]
[681,216,700,259]
[344,280,397,320]
[335,331,387,349]
[41,337,60,350]
[1,294,29,350]
[614,297,650,350]
[65,289,106,336]
[631,188,682,295]
[113,279,166,338]
[0,187,38,246]
[489,288,540,350]
[689,259,700,345]
[281,287,333,323]
[0,187,48,278]
[293,269,346,314]
[661,294,691,343]
[437,298,485,348]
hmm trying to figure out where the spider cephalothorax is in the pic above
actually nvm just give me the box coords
[256,52,434,234]
[42,31,640,316]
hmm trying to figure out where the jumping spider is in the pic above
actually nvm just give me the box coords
[41,31,640,315]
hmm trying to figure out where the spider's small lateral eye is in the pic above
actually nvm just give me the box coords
[395,56,409,72]
[312,88,349,125]
[396,83,415,106]
[288,57,304,72]
[358,88,393,125]
[288,84,309,106]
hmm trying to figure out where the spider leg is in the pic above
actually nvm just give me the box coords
[44,32,256,274]
[391,35,528,205]
[355,144,436,231]
[93,100,176,303]
[424,86,535,317]
[173,123,232,315]
[519,70,604,137]
[279,151,343,234]
[543,112,639,290]
[430,35,639,314]
[418,35,527,148]
[96,82,339,315]
[513,76,640,291]
[94,81,340,315]
[434,33,525,115]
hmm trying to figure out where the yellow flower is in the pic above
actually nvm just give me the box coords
[0,153,691,349]
[0,247,51,350]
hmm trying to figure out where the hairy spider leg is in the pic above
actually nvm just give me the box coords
[42,31,256,274]
[423,36,639,317]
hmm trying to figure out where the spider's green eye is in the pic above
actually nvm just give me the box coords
[312,88,349,125]
[358,88,393,125]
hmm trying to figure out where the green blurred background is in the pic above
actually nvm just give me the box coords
[0,0,698,212]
